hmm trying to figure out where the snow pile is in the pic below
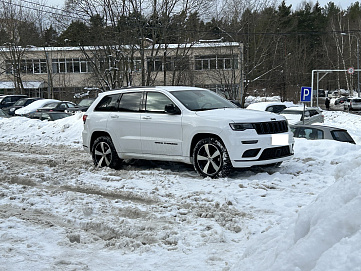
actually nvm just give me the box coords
[0,112,83,147]
[232,167,361,271]
[0,110,361,270]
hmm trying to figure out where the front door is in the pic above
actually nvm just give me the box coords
[141,92,183,156]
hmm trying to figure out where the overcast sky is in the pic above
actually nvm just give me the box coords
[45,0,355,11]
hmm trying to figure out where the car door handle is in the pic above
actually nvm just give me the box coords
[110,115,119,118]
[142,116,152,120]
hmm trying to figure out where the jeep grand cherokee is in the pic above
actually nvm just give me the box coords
[82,86,294,178]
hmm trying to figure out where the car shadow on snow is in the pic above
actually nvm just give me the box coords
[106,159,282,179]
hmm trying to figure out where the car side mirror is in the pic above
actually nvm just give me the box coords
[165,104,181,115]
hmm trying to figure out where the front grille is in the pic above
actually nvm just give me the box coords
[258,146,291,161]
[253,120,288,134]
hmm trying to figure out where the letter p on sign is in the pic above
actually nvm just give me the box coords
[301,87,312,102]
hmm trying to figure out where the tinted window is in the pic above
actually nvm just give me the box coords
[170,89,235,111]
[46,102,59,108]
[266,105,286,113]
[296,127,323,139]
[118,92,142,112]
[95,94,121,112]
[145,92,174,113]
[331,130,355,144]
[14,99,27,106]
[309,110,319,117]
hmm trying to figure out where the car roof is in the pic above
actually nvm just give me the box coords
[247,102,288,110]
[290,124,347,131]
[97,86,209,98]
[282,106,321,111]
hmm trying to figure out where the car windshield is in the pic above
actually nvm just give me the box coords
[44,102,59,108]
[78,99,95,107]
[169,89,236,111]
[14,99,27,106]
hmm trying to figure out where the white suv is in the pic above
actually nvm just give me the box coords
[82,86,294,178]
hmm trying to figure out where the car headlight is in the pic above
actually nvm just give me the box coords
[229,123,254,131]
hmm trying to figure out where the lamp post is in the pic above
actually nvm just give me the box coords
[342,33,360,97]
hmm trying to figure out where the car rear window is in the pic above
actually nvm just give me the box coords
[331,130,355,144]
[266,105,286,113]
[352,99,361,103]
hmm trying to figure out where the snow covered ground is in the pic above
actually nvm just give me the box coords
[0,110,360,271]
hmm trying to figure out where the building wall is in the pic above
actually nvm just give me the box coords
[0,42,243,101]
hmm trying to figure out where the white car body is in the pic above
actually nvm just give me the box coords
[15,99,60,116]
[82,86,294,177]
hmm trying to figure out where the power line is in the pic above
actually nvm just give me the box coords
[1,0,85,21]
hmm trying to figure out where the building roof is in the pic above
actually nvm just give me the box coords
[0,81,46,89]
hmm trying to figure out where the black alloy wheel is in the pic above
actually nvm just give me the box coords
[193,137,232,178]
[92,136,121,169]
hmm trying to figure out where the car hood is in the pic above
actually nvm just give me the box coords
[194,108,286,122]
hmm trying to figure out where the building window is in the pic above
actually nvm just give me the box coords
[195,55,238,70]
[52,58,90,73]
[6,59,48,74]
[147,56,189,72]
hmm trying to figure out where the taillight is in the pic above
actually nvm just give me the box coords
[83,114,88,124]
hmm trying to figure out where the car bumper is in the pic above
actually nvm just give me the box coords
[222,129,294,168]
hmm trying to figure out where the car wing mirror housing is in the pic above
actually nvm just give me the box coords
[165,104,181,115]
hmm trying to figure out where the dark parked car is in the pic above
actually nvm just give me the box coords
[334,96,348,105]
[290,124,355,144]
[0,108,10,118]
[65,98,95,114]
[5,97,43,116]
[27,111,71,121]
[0,95,27,109]
[37,101,76,112]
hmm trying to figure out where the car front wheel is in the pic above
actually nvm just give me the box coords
[193,137,232,178]
[92,136,121,169]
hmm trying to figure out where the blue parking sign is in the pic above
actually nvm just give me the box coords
[301,87,312,102]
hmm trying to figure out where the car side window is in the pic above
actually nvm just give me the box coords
[94,94,121,112]
[145,92,175,113]
[118,92,142,112]
[308,128,323,139]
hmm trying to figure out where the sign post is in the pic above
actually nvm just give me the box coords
[301,87,312,124]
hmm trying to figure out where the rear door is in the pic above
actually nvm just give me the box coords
[106,92,143,154]
[140,91,183,156]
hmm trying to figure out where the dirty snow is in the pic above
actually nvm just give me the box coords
[0,110,360,271]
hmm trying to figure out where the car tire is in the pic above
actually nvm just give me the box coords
[92,136,122,169]
[193,137,232,178]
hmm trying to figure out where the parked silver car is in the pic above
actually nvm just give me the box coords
[280,107,324,125]
[344,98,361,111]
[290,124,355,144]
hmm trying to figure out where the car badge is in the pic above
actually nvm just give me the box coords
[271,118,276,121]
